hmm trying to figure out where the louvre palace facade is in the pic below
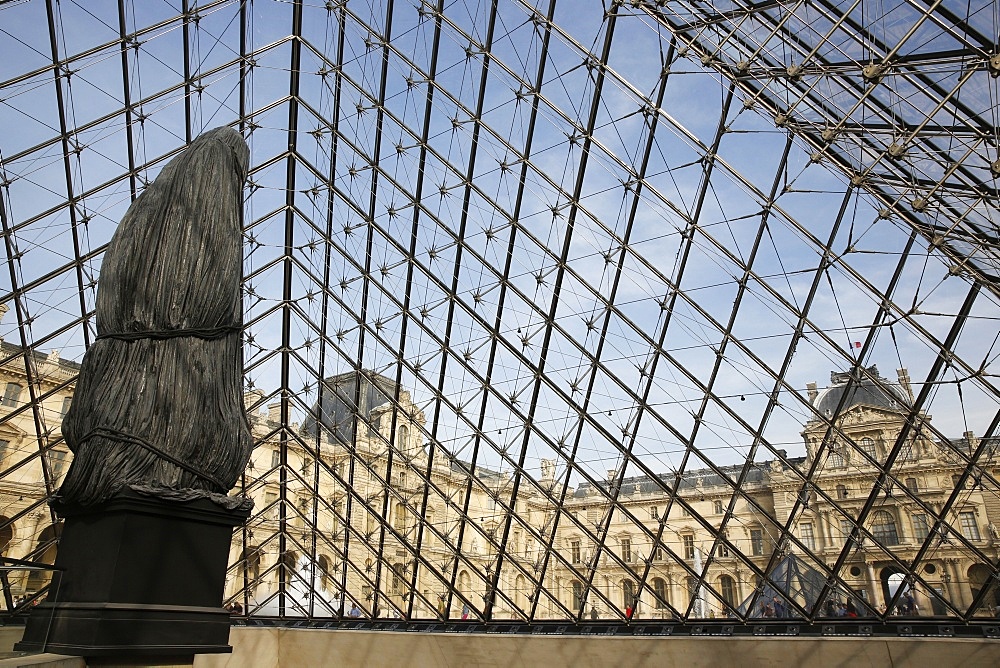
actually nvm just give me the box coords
[3,329,996,622]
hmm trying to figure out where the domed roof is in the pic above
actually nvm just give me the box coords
[812,365,908,419]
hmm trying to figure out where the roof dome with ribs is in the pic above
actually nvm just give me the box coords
[813,366,909,419]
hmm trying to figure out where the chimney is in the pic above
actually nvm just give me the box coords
[897,368,914,404]
[806,382,818,404]
[267,402,281,423]
[964,430,978,453]
[244,389,265,411]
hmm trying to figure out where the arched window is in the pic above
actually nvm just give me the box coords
[26,523,61,592]
[391,562,405,595]
[652,577,668,609]
[458,570,471,595]
[2,382,22,407]
[719,575,736,606]
[280,550,299,573]
[571,580,584,612]
[0,517,13,556]
[397,424,410,453]
[318,554,331,590]
[871,510,900,545]
[239,546,262,593]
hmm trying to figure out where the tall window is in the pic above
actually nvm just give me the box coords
[2,383,22,407]
[394,502,407,532]
[571,580,584,611]
[750,529,764,556]
[683,534,695,560]
[425,511,435,546]
[718,531,730,558]
[800,522,816,551]
[0,439,8,466]
[271,449,281,469]
[871,510,900,545]
[318,554,331,590]
[621,537,632,563]
[264,491,277,519]
[898,441,916,461]
[653,577,668,609]
[714,500,724,515]
[836,484,848,499]
[331,502,342,534]
[397,424,410,453]
[515,574,527,608]
[905,477,919,493]
[60,396,72,416]
[391,562,405,595]
[622,579,638,610]
[829,449,845,468]
[959,511,981,540]
[719,575,736,606]
[296,496,309,526]
[649,506,658,521]
[840,519,855,545]
[239,546,262,592]
[686,576,699,605]
[912,513,929,541]
[857,437,875,461]
[47,450,67,482]
[571,539,582,564]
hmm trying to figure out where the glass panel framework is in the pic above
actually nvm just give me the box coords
[0,0,997,627]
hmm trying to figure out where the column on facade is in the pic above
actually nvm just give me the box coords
[946,559,969,610]
[733,565,744,606]
[669,572,683,617]
[865,562,879,608]
[821,511,834,550]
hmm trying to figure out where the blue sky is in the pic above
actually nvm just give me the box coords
[0,0,997,487]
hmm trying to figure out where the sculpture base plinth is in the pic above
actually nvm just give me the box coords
[15,490,249,658]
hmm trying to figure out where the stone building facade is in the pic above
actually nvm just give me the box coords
[0,346,996,620]
[0,333,78,600]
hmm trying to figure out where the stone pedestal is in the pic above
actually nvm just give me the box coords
[15,490,249,659]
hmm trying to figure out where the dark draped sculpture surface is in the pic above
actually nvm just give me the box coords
[58,126,252,508]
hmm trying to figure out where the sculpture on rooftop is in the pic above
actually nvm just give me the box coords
[57,126,253,507]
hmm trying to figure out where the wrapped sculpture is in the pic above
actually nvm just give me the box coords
[58,126,252,508]
[16,126,254,659]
